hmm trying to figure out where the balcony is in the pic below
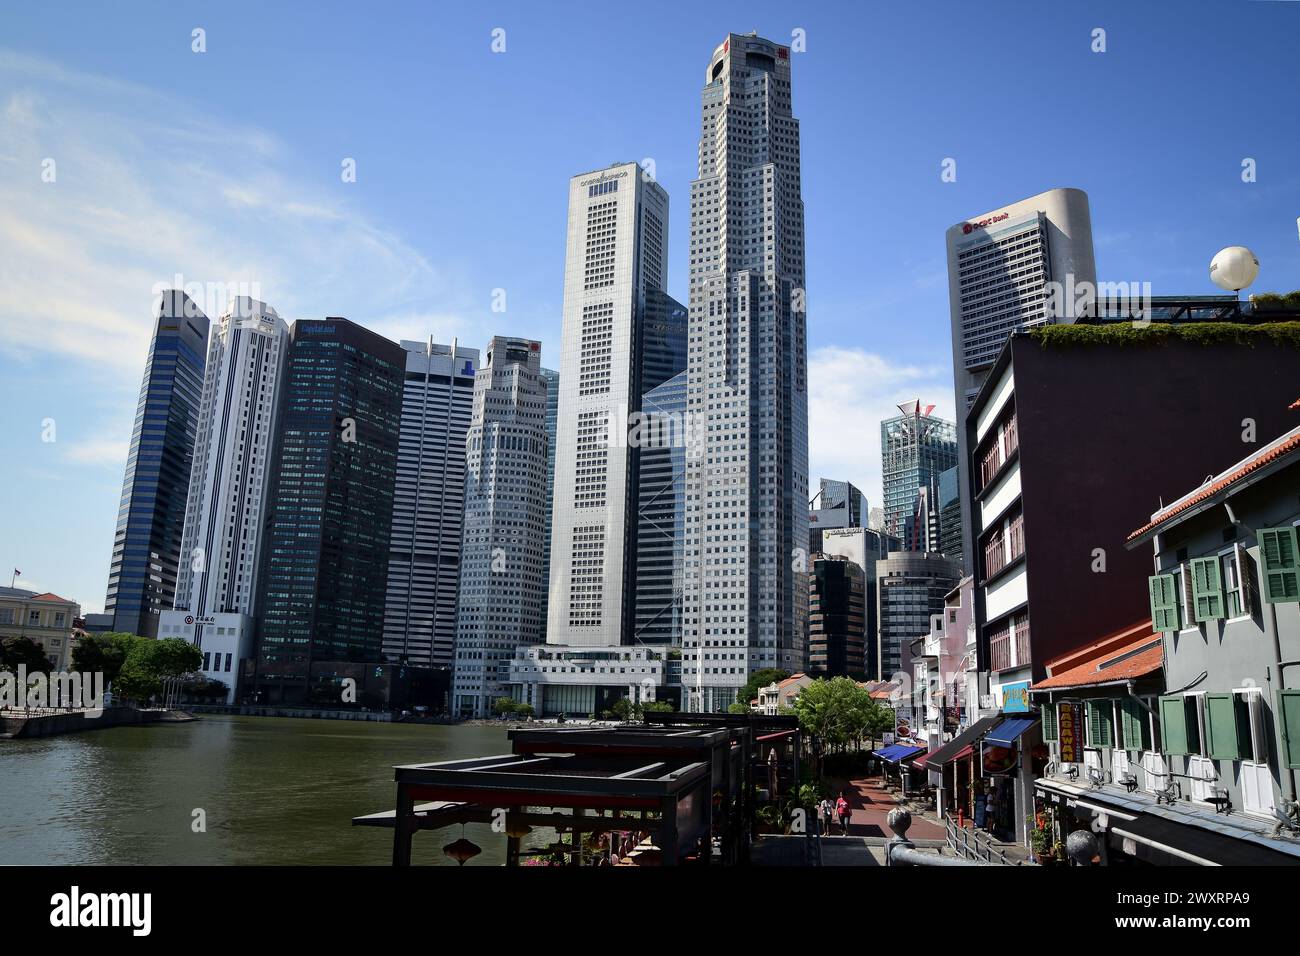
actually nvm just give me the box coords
[977,413,1019,493]
[989,627,1011,671]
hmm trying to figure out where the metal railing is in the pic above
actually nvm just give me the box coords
[943,814,1026,866]
[888,809,985,866]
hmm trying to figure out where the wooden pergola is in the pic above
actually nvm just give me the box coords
[353,715,800,866]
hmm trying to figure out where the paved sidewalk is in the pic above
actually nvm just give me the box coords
[826,777,946,840]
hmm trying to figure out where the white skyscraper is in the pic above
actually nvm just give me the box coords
[159,297,290,703]
[381,339,479,670]
[547,161,680,648]
[451,337,549,718]
[682,33,810,711]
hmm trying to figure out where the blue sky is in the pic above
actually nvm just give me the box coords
[2,0,1298,613]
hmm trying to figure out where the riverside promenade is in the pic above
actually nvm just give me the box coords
[0,706,195,739]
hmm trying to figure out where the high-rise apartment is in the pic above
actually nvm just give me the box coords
[546,162,685,648]
[451,337,549,718]
[104,290,209,638]
[159,298,289,703]
[881,400,957,548]
[682,33,809,712]
[381,340,479,670]
[254,318,405,703]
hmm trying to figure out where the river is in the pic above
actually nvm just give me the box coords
[0,716,514,865]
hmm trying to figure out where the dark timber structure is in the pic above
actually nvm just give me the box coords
[354,713,799,866]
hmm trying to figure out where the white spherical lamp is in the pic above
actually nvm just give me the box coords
[1209,246,1260,292]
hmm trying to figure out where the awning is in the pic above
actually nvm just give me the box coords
[1111,812,1300,867]
[925,716,1002,767]
[952,744,974,762]
[872,743,926,763]
[985,716,1038,748]
[911,747,940,771]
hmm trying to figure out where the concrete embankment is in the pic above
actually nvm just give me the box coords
[0,707,196,739]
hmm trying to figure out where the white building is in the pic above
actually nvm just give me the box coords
[450,337,549,718]
[682,33,810,712]
[547,162,674,648]
[160,297,290,704]
[507,644,667,718]
[381,339,479,670]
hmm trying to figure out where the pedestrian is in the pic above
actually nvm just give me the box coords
[836,792,851,835]
[819,797,834,835]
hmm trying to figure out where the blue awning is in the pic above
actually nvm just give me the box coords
[985,716,1038,748]
[874,743,926,763]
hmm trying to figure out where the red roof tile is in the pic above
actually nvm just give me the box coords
[1127,425,1300,542]
[1032,621,1163,691]
[29,592,74,604]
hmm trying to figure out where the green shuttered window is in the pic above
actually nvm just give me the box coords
[1205,693,1240,760]
[1120,697,1149,752]
[1148,574,1179,632]
[1279,690,1300,769]
[1159,695,1190,756]
[1259,527,1300,604]
[1190,557,1224,621]
[1042,703,1057,742]
[1086,700,1113,748]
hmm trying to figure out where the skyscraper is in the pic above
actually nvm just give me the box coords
[809,477,865,553]
[104,290,208,638]
[381,339,479,670]
[682,33,809,712]
[946,187,1095,571]
[451,337,549,718]
[547,162,685,648]
[880,400,957,548]
[634,369,688,646]
[539,365,559,638]
[159,297,289,703]
[254,318,405,703]
[875,551,961,682]
[808,556,866,678]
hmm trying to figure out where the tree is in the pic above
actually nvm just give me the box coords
[149,637,202,679]
[113,640,163,702]
[726,702,751,715]
[1,636,51,674]
[790,677,880,775]
[640,700,673,714]
[604,697,634,721]
[492,696,519,716]
[71,631,136,687]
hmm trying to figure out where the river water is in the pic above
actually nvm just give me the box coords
[0,715,513,865]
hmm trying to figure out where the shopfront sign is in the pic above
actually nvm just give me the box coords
[1058,702,1082,763]
[1002,681,1031,713]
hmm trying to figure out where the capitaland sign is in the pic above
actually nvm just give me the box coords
[961,212,1010,234]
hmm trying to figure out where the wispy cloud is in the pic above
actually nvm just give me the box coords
[807,346,956,512]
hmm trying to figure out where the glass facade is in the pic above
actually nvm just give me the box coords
[881,403,957,548]
[255,319,405,703]
[634,369,687,644]
[104,291,208,638]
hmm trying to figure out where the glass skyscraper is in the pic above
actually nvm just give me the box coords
[880,400,957,549]
[634,369,687,646]
[255,318,405,703]
[105,290,208,638]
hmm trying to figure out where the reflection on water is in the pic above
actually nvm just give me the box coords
[0,716,511,865]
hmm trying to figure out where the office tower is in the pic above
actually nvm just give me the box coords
[682,33,809,712]
[937,465,963,569]
[809,477,865,554]
[381,340,479,670]
[881,400,957,548]
[159,298,289,703]
[808,556,866,678]
[819,526,899,678]
[451,337,549,718]
[876,551,961,682]
[547,162,685,649]
[104,291,209,638]
[244,318,403,704]
[539,366,559,638]
[946,187,1095,572]
[634,369,688,645]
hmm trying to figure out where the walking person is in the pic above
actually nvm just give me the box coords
[819,797,834,836]
[836,792,851,835]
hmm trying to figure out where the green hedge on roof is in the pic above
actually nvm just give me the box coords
[1028,321,1300,351]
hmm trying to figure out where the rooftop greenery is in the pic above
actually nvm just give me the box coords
[1028,320,1300,351]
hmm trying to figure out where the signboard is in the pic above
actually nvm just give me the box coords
[184,614,217,627]
[1058,702,1082,763]
[1001,681,1031,713]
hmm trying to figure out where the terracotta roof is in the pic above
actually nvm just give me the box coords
[1127,424,1300,542]
[776,673,807,689]
[28,592,75,604]
[1032,621,1163,691]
